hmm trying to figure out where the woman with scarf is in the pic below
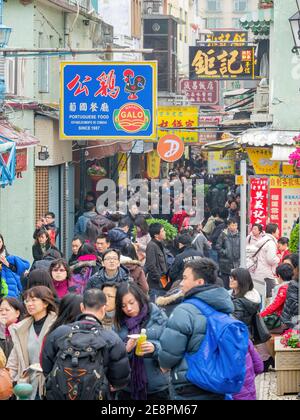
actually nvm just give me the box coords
[114,282,170,400]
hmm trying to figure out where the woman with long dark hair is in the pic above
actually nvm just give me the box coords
[114,282,169,400]
[47,294,83,336]
[229,268,261,331]
[32,230,52,263]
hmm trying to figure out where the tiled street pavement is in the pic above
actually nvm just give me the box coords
[256,372,298,400]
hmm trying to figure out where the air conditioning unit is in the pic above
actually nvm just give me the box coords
[253,86,269,113]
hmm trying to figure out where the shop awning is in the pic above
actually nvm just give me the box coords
[271,145,297,162]
[240,8,274,36]
[0,121,39,149]
[238,129,297,147]
[201,138,240,151]
[73,140,134,162]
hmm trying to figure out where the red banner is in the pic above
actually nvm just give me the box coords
[269,188,283,236]
[249,177,269,229]
[16,149,27,173]
[179,79,219,105]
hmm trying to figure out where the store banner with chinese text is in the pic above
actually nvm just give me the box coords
[147,150,161,178]
[247,148,280,175]
[270,177,300,237]
[157,106,199,143]
[118,153,128,189]
[190,46,256,80]
[204,30,248,47]
[60,62,157,140]
[208,151,235,175]
[179,80,219,106]
[249,177,269,229]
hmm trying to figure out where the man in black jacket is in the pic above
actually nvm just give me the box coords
[41,289,130,400]
[169,234,203,283]
[145,223,168,301]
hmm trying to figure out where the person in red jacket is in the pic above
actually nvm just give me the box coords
[277,237,290,264]
[261,263,294,320]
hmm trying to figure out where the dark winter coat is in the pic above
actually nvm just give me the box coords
[169,246,203,283]
[210,220,226,249]
[108,228,131,250]
[115,303,170,396]
[281,280,299,328]
[41,314,130,392]
[32,243,52,262]
[231,289,261,334]
[159,285,234,400]
[233,340,263,401]
[145,240,168,290]
[215,229,240,274]
[85,265,130,290]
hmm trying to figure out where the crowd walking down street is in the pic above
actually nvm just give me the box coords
[0,160,299,402]
[0,0,300,406]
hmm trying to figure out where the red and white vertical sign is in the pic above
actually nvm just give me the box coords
[249,177,269,229]
[269,189,283,235]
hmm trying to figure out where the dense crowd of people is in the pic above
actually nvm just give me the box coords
[0,160,299,401]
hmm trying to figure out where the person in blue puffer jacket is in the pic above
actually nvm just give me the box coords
[0,254,30,298]
[114,282,170,400]
[159,258,234,401]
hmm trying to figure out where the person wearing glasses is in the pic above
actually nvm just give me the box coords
[85,249,129,291]
[49,259,71,299]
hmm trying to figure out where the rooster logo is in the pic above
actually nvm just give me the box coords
[123,69,146,100]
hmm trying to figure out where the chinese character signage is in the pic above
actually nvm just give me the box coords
[247,148,280,175]
[199,116,221,143]
[204,31,248,47]
[60,62,157,140]
[157,106,199,143]
[249,177,269,229]
[118,153,128,189]
[179,80,219,106]
[208,151,235,175]
[269,177,300,237]
[190,46,256,80]
[147,150,161,178]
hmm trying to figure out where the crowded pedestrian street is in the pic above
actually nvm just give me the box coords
[0,0,299,404]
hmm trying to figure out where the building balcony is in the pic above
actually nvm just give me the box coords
[250,85,273,123]
[143,0,164,15]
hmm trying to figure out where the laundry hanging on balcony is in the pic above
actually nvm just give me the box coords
[0,136,16,187]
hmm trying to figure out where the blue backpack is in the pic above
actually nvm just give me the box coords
[184,298,249,395]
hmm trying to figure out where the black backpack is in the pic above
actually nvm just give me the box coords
[45,321,108,401]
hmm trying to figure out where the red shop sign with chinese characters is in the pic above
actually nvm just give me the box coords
[179,79,219,105]
[249,177,269,229]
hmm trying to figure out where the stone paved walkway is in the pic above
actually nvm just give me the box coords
[256,372,298,400]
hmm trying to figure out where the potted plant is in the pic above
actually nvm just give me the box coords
[290,224,299,254]
[87,163,107,182]
[280,330,300,349]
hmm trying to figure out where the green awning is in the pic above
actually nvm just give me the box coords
[240,8,274,36]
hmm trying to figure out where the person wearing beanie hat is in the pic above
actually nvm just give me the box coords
[169,234,203,283]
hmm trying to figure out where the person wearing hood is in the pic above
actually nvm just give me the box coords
[229,268,261,335]
[85,249,129,291]
[121,244,149,294]
[169,234,203,283]
[68,243,100,295]
[74,202,98,237]
[251,223,280,304]
[215,219,241,290]
[159,258,233,400]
